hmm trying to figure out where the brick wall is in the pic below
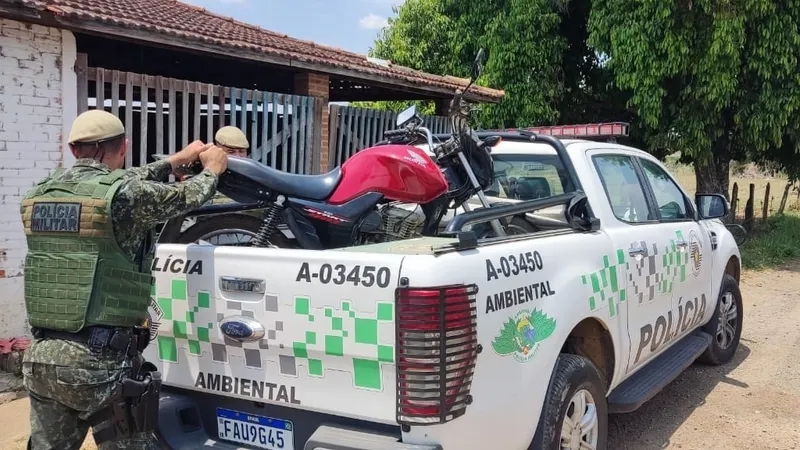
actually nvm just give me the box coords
[294,72,330,172]
[0,18,77,338]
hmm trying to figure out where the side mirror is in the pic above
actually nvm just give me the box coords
[696,193,729,219]
[396,105,417,127]
[471,48,486,81]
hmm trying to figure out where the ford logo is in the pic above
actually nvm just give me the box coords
[219,316,265,342]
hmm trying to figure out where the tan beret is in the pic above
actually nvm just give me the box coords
[68,110,125,144]
[215,126,249,150]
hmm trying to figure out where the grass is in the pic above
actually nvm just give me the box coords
[669,164,799,216]
[664,158,800,270]
[739,213,800,269]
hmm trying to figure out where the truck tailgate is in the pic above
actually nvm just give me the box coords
[144,244,404,424]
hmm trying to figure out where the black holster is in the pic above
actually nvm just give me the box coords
[90,362,162,445]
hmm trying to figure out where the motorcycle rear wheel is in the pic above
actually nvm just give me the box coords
[176,214,298,248]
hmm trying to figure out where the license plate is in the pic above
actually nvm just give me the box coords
[216,408,294,450]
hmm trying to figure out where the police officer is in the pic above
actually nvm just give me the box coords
[206,126,248,208]
[214,125,249,158]
[20,109,228,449]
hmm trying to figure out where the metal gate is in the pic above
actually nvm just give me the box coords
[77,55,323,174]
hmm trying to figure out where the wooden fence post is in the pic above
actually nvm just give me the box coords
[762,182,771,221]
[744,183,755,230]
[75,53,89,114]
[778,183,791,214]
[730,182,739,220]
[327,104,340,170]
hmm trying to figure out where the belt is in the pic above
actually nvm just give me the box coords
[34,326,145,356]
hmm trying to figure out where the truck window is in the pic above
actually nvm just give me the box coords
[487,154,570,200]
[593,155,653,223]
[639,159,691,220]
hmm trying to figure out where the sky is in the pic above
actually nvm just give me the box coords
[182,0,405,55]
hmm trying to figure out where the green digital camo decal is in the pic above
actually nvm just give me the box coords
[293,297,395,390]
[581,249,627,318]
[582,231,692,317]
[661,230,690,293]
[491,308,556,363]
[147,280,395,391]
[153,280,214,362]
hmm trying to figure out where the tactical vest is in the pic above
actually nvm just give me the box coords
[21,168,153,333]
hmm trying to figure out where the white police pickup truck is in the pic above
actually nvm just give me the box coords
[146,132,741,450]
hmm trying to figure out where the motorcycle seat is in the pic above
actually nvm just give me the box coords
[225,157,342,201]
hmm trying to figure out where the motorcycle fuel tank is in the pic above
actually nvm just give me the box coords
[327,145,448,205]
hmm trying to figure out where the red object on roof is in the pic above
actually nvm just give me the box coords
[495,122,630,138]
[17,0,504,101]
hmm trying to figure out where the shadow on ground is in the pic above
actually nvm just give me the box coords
[607,343,751,449]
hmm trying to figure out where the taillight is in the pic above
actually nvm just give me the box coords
[395,284,478,425]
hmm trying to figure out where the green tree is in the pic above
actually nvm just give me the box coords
[365,0,646,145]
[588,1,800,195]
[367,0,568,128]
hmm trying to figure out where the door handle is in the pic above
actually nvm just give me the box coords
[629,246,647,258]
[676,239,688,251]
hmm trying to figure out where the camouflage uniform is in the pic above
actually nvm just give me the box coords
[22,111,219,450]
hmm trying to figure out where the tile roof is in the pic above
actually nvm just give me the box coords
[18,0,504,102]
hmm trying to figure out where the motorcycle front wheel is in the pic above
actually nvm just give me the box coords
[176,214,298,248]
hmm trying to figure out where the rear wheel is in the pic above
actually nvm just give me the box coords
[176,214,298,248]
[530,354,608,450]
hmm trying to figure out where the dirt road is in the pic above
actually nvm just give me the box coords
[1,263,799,450]
[608,262,800,450]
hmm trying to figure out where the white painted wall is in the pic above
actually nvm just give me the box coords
[0,18,77,338]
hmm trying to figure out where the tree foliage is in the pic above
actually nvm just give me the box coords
[588,0,800,190]
[368,0,570,128]
[368,0,800,193]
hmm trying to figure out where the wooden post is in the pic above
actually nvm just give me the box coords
[744,183,755,230]
[778,183,791,214]
[762,182,771,221]
[327,104,340,170]
[75,53,89,114]
[731,182,739,220]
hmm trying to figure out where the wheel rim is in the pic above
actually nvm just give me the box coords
[715,291,738,349]
[560,389,599,450]
[194,228,257,246]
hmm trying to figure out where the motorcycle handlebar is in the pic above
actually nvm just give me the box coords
[383,129,407,139]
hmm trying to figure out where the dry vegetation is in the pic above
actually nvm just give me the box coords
[665,157,800,218]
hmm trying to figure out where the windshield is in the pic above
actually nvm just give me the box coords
[485,154,572,200]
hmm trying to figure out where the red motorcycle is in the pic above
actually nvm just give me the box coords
[162,49,504,249]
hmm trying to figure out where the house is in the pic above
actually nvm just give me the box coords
[0,0,504,339]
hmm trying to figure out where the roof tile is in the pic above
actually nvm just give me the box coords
[21,0,504,101]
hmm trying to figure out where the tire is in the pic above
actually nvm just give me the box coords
[474,216,537,238]
[530,354,608,450]
[697,274,743,365]
[177,214,298,248]
[507,216,537,235]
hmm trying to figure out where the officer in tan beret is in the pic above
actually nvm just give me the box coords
[215,126,249,158]
[20,109,228,449]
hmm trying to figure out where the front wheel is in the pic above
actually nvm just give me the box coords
[697,274,743,365]
[473,216,538,238]
[530,354,608,450]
